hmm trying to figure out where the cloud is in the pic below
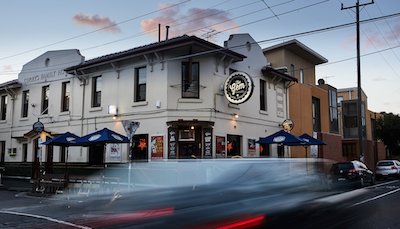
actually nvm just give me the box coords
[141,4,239,41]
[73,13,121,33]
[371,77,387,82]
[2,65,13,72]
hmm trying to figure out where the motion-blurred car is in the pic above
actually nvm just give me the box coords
[329,160,374,188]
[375,160,400,180]
[33,159,337,229]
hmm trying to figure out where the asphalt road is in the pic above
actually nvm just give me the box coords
[1,180,400,229]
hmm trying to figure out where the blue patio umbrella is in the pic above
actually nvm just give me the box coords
[41,132,80,146]
[297,133,326,146]
[257,130,305,145]
[41,132,80,180]
[76,128,130,146]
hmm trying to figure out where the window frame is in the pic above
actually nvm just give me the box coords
[61,81,70,112]
[91,76,102,108]
[312,96,321,132]
[41,85,49,115]
[0,95,7,120]
[135,66,147,102]
[260,79,267,111]
[181,61,200,99]
[22,90,29,118]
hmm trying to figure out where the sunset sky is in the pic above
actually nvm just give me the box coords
[1,0,399,114]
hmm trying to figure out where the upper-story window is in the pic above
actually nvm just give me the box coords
[0,95,7,120]
[260,79,267,111]
[22,90,29,118]
[329,89,339,133]
[181,62,199,99]
[41,86,49,115]
[312,96,321,132]
[61,81,70,112]
[135,67,147,102]
[92,76,102,107]
[290,64,295,77]
[299,68,304,84]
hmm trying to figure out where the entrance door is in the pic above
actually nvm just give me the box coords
[89,144,104,165]
[0,141,5,164]
[179,142,200,159]
[45,145,54,173]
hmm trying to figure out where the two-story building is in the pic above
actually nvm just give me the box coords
[0,33,296,177]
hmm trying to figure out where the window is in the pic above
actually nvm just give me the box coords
[22,90,29,118]
[92,76,102,107]
[312,97,321,132]
[41,86,49,115]
[227,134,242,158]
[290,64,295,77]
[299,68,304,84]
[61,81,70,112]
[22,143,28,162]
[0,95,7,120]
[135,67,147,102]
[182,62,199,98]
[329,89,339,133]
[337,96,343,107]
[260,79,267,111]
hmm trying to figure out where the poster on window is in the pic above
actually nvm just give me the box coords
[107,143,122,162]
[216,136,226,158]
[248,139,256,157]
[151,136,164,160]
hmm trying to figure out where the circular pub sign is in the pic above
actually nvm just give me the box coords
[224,71,254,104]
[33,120,44,133]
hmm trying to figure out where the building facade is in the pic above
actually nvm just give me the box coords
[0,34,296,177]
[337,87,385,169]
[262,39,342,161]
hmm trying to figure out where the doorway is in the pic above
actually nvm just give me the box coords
[89,144,104,165]
[179,142,200,159]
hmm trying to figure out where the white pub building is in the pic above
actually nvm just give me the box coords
[0,33,296,176]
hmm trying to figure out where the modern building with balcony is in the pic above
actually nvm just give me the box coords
[263,39,343,161]
[337,87,385,169]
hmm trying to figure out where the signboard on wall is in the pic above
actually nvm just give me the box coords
[168,128,177,159]
[151,136,164,160]
[203,128,213,158]
[107,143,122,162]
[216,136,226,158]
[224,71,254,104]
[248,139,256,157]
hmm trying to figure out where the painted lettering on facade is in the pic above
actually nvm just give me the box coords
[22,70,67,85]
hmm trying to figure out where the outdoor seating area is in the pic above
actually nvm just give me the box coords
[31,174,122,196]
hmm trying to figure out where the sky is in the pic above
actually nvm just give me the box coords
[1,0,400,114]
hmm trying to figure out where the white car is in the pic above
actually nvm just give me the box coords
[375,160,400,180]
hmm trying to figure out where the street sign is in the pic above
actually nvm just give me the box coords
[122,121,140,140]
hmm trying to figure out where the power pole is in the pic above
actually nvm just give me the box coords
[341,0,374,162]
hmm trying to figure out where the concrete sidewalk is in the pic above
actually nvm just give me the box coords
[1,177,32,192]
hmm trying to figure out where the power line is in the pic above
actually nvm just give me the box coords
[1,11,400,77]
[0,0,190,61]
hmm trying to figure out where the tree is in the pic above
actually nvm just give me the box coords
[376,112,400,157]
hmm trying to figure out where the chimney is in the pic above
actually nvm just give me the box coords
[158,24,161,42]
[166,25,170,40]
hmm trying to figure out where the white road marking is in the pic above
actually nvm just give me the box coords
[351,187,400,207]
[0,210,92,229]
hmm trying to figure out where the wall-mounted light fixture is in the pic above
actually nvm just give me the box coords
[190,125,195,130]
[233,113,239,119]
[108,105,118,119]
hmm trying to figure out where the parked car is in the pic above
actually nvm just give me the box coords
[329,160,375,188]
[375,160,400,180]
